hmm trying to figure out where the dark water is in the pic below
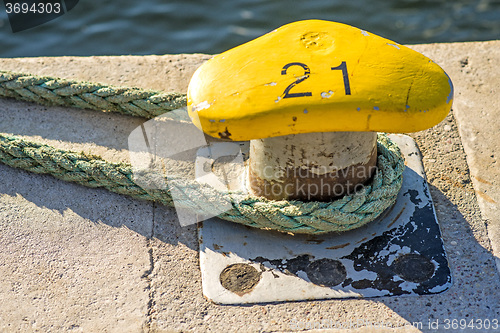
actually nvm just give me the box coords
[0,0,499,58]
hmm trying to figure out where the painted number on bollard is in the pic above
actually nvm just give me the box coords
[280,61,351,99]
[331,61,351,95]
[281,62,312,98]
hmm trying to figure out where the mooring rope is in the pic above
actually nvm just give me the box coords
[0,70,404,234]
[0,71,185,118]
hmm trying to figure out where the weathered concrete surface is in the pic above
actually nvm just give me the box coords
[0,167,153,332]
[410,41,500,273]
[0,54,209,332]
[0,46,498,332]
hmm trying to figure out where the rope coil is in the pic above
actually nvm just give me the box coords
[0,70,404,234]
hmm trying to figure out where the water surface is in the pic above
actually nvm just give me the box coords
[0,0,499,57]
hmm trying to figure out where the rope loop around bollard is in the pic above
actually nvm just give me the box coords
[0,70,405,234]
[217,134,404,234]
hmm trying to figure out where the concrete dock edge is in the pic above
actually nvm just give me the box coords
[0,41,499,332]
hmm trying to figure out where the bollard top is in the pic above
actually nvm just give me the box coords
[187,20,453,141]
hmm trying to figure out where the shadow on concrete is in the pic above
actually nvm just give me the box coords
[0,99,144,152]
[375,182,500,331]
[0,163,198,251]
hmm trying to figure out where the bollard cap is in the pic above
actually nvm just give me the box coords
[187,20,453,141]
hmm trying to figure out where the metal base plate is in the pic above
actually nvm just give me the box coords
[198,134,452,304]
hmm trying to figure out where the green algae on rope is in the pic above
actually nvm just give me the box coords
[0,70,186,119]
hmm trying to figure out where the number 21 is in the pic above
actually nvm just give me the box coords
[280,61,351,98]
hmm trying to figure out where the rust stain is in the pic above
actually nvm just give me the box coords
[387,206,406,229]
[476,191,496,204]
[356,237,368,244]
[473,175,492,185]
[213,243,223,250]
[219,263,261,296]
[326,242,350,250]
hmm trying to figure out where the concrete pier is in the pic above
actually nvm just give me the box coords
[0,41,499,332]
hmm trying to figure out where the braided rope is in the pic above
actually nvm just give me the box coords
[0,70,186,119]
[0,70,405,234]
[0,131,403,234]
